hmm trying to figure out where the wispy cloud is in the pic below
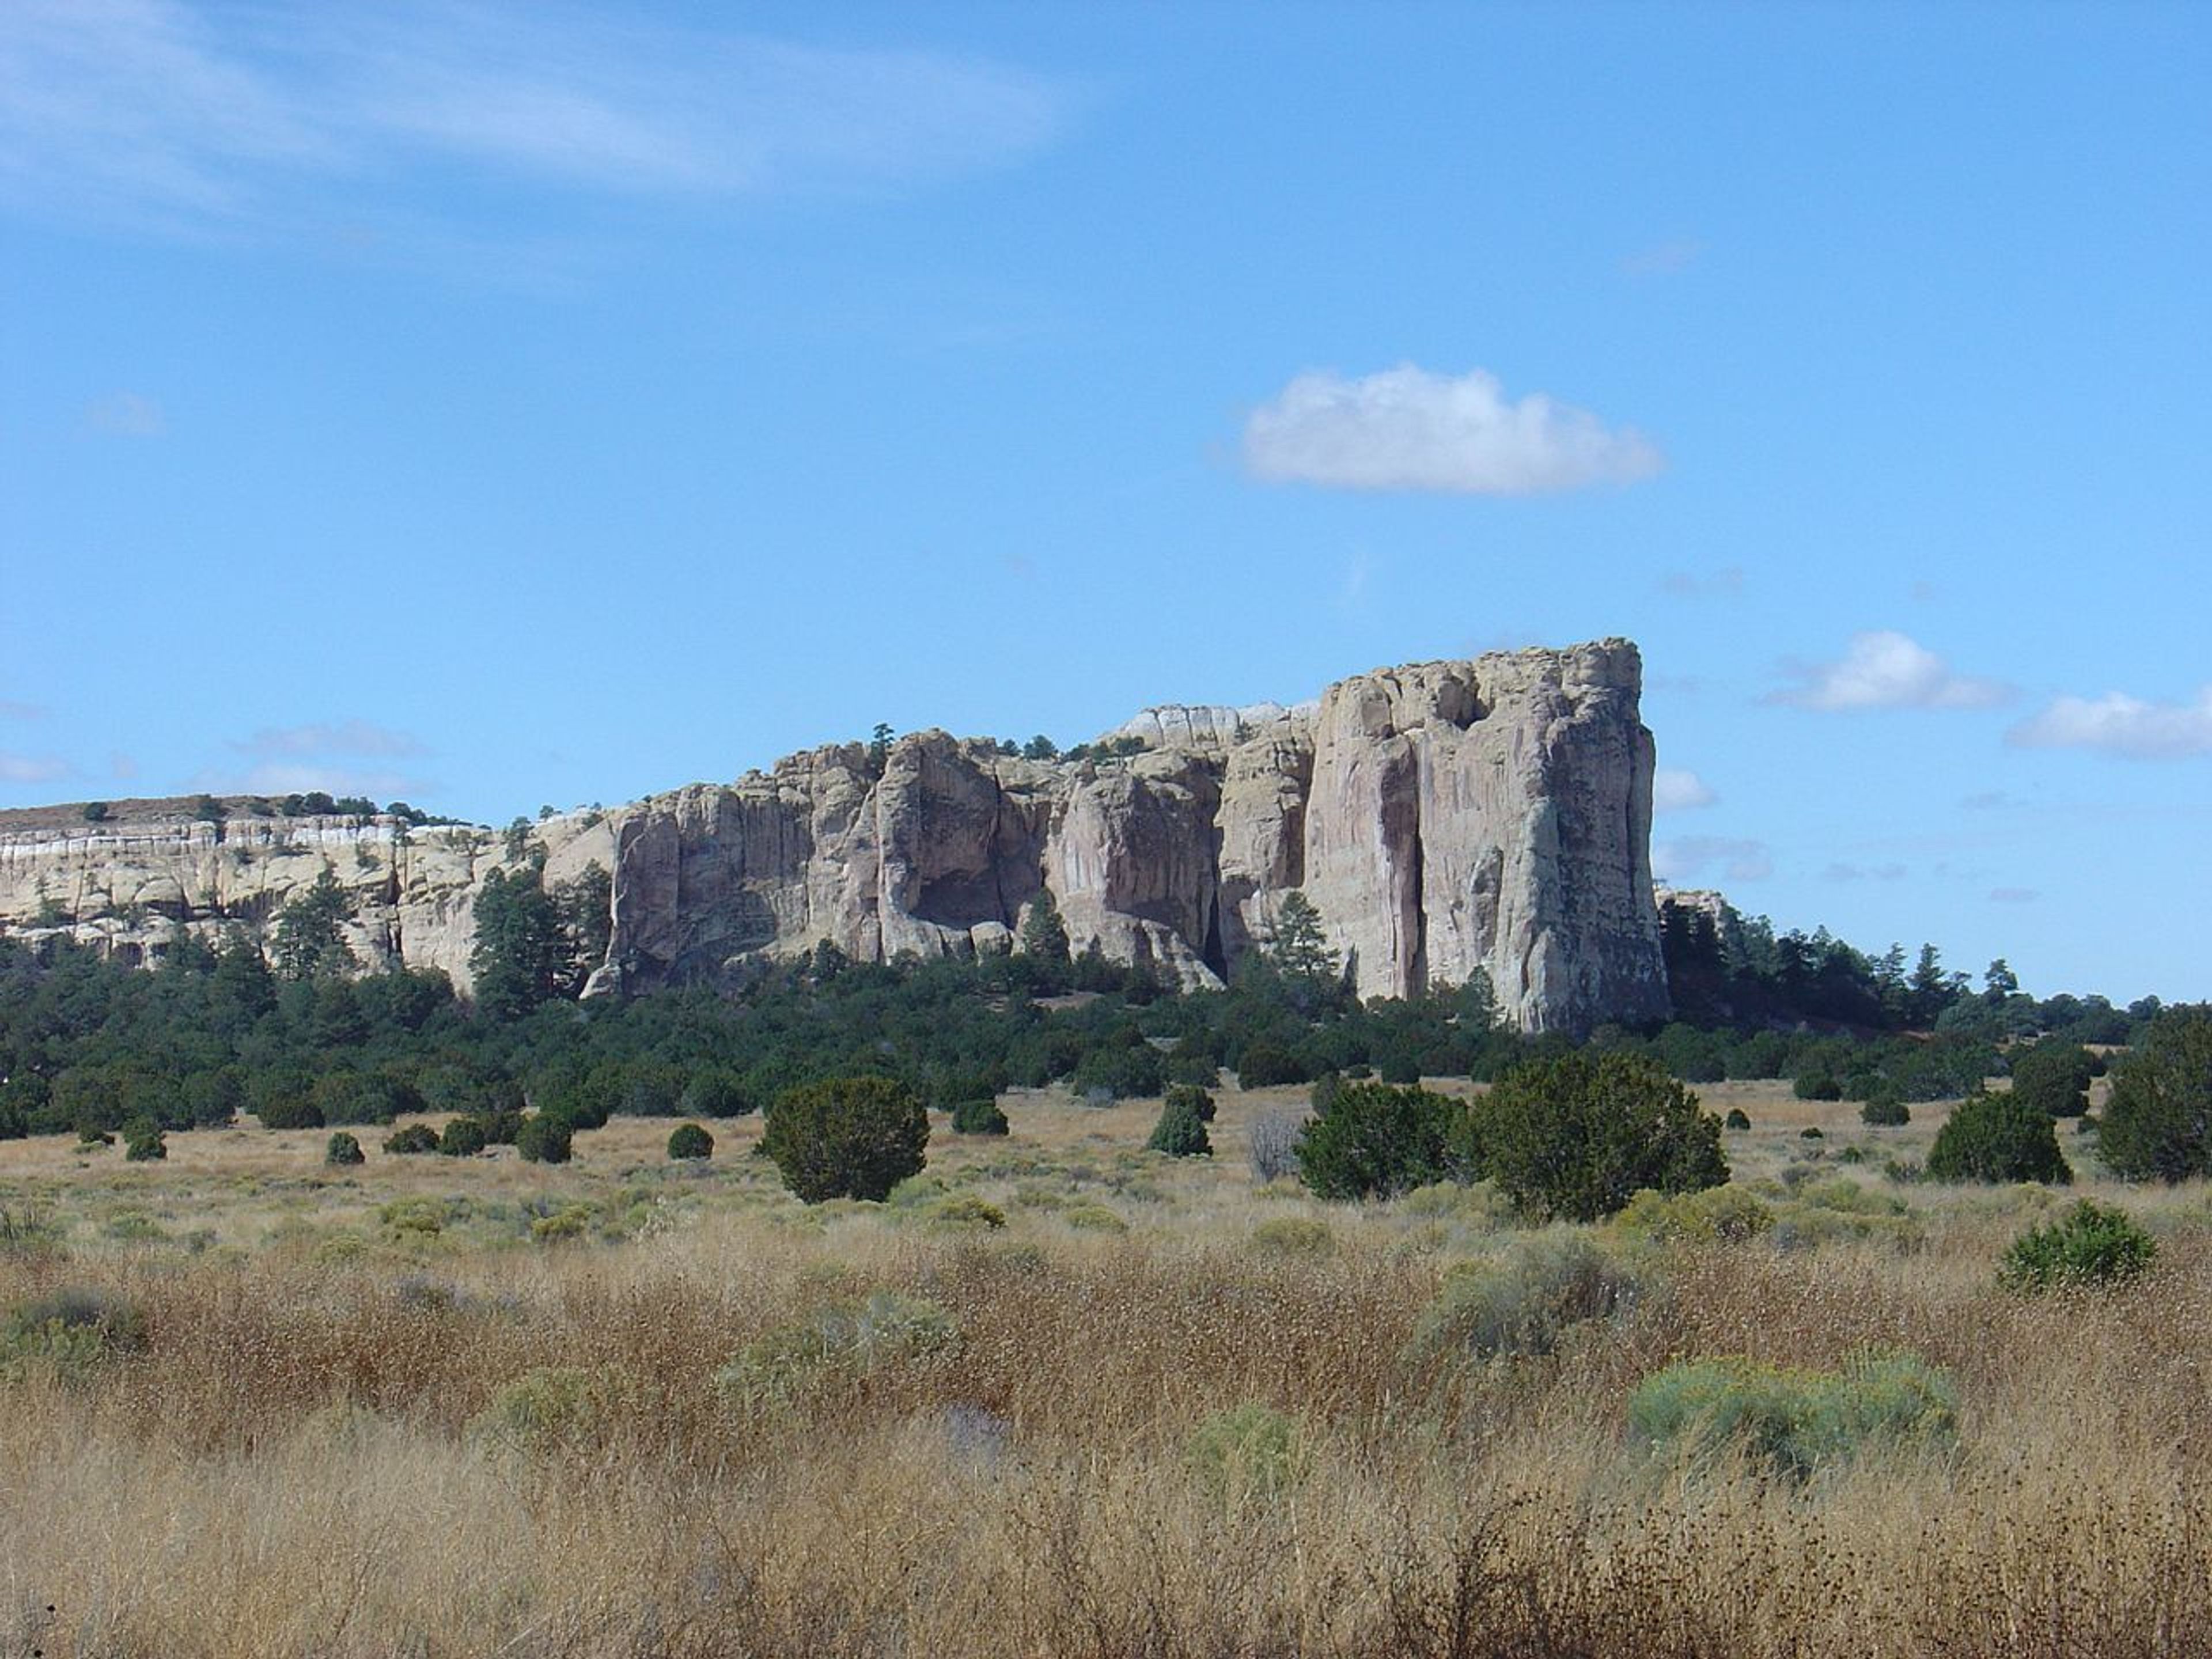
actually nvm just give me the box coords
[0,1,1064,236]
[85,391,166,435]
[1653,836,1772,884]
[1622,237,1703,277]
[1767,630,2009,712]
[1652,768,1716,813]
[1989,887,2040,904]
[0,752,71,785]
[232,719,425,759]
[1242,365,1662,496]
[1658,566,1744,599]
[1822,861,1907,883]
[224,763,429,800]
[2008,687,2212,760]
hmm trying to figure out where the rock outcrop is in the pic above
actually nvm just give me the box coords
[0,639,1671,1033]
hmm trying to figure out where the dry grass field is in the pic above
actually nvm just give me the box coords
[0,1079,2204,1658]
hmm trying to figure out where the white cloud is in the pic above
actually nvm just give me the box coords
[1652,768,1716,813]
[0,1,1063,233]
[1767,630,2009,712]
[85,391,165,435]
[2007,687,2212,760]
[233,719,423,759]
[1652,836,1772,884]
[1241,365,1662,496]
[0,752,71,784]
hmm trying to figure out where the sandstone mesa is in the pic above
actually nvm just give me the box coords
[0,639,1671,1034]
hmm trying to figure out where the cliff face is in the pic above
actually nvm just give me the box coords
[0,639,1669,1033]
[592,638,1666,1032]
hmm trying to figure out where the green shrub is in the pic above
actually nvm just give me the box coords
[2097,1010,2212,1181]
[1165,1083,1217,1123]
[679,1067,752,1118]
[1998,1199,2156,1293]
[926,1195,1007,1230]
[1469,1052,1728,1222]
[1,1287,149,1379]
[516,1112,573,1164]
[1185,1402,1305,1505]
[1793,1074,1843,1102]
[383,1123,440,1155]
[713,1290,955,1415]
[472,1365,635,1453]
[666,1122,715,1161]
[1927,1090,2071,1185]
[2008,1042,2097,1119]
[763,1077,929,1203]
[438,1117,489,1158]
[1612,1184,1775,1246]
[1236,1042,1312,1089]
[1724,1108,1751,1131]
[1859,1094,1911,1127]
[1404,1234,1641,1366]
[1146,1091,1212,1157]
[325,1131,365,1167]
[1249,1217,1335,1257]
[949,1097,1010,1135]
[123,1124,166,1162]
[529,1204,596,1243]
[379,1198,448,1237]
[1800,1126,1824,1140]
[1628,1350,1958,1481]
[1297,1080,1460,1200]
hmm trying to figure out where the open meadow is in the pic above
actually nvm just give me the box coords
[0,1080,2205,1658]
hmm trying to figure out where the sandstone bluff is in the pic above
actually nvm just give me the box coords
[0,640,1671,1033]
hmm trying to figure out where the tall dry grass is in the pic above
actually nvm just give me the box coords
[0,1086,2205,1656]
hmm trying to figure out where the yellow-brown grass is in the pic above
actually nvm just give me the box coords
[0,1083,2203,1656]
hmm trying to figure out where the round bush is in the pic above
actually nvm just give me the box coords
[1724,1108,1752,1131]
[667,1122,715,1161]
[1926,1090,2071,1185]
[2097,1010,2212,1181]
[1860,1094,1911,1127]
[325,1131,365,1166]
[382,1123,440,1155]
[1468,1052,1729,1222]
[763,1077,929,1203]
[949,1097,1010,1136]
[516,1113,573,1165]
[1793,1074,1843,1103]
[438,1117,489,1158]
[1296,1080,1458,1200]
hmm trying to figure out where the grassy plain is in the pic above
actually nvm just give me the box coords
[0,1079,2205,1658]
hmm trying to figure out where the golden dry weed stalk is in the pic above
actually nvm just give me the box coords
[0,1080,2206,1657]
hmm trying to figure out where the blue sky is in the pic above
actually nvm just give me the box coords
[2,1,2207,1002]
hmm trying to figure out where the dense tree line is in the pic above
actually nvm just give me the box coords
[0,873,2179,1150]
